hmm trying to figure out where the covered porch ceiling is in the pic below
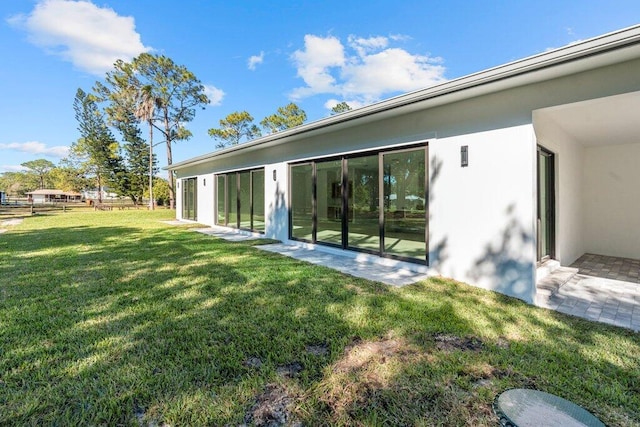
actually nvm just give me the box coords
[534,90,640,146]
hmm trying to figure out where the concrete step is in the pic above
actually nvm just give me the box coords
[535,266,579,306]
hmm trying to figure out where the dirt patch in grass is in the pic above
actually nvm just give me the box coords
[305,344,329,356]
[276,362,304,379]
[244,357,263,370]
[244,384,297,426]
[316,335,427,422]
[334,336,419,374]
[433,333,484,352]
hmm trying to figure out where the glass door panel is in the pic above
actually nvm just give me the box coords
[537,147,555,261]
[252,170,265,232]
[347,155,380,252]
[228,173,238,228]
[290,164,313,241]
[216,175,226,225]
[181,178,197,221]
[239,171,251,230]
[382,149,426,261]
[316,159,343,246]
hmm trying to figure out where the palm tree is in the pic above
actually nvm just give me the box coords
[134,85,157,210]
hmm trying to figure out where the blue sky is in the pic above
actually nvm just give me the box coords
[1,0,640,173]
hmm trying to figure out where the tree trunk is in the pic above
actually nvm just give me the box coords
[164,111,175,209]
[97,173,103,204]
[148,120,155,211]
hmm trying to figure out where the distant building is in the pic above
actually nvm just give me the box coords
[0,191,5,204]
[26,189,83,203]
[81,187,119,201]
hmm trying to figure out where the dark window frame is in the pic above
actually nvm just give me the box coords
[215,168,265,234]
[288,143,429,264]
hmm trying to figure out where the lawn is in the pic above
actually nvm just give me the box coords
[1,211,638,426]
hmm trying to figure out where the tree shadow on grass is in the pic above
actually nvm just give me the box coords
[1,219,639,425]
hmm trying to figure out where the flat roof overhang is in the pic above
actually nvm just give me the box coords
[167,24,640,171]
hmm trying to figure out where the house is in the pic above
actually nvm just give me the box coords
[167,25,640,304]
[26,189,83,203]
[81,187,119,202]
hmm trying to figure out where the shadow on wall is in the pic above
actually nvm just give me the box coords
[427,156,449,271]
[467,204,535,303]
[267,181,287,241]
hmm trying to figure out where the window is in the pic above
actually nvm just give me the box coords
[182,177,197,221]
[289,145,428,263]
[215,168,265,233]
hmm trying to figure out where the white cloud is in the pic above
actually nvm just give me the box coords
[290,33,446,106]
[0,141,70,158]
[389,34,412,42]
[247,51,264,70]
[8,0,150,76]
[348,35,388,57]
[203,85,225,106]
[290,35,345,99]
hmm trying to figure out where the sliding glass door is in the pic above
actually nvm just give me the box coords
[290,163,313,240]
[347,154,380,252]
[181,177,197,221]
[382,149,427,259]
[289,146,428,263]
[252,170,265,232]
[215,168,265,233]
[316,159,343,246]
[216,175,226,225]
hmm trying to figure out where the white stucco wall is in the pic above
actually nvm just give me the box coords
[175,179,183,220]
[533,113,586,266]
[264,162,289,241]
[170,56,640,304]
[429,125,537,303]
[197,174,214,226]
[584,142,640,258]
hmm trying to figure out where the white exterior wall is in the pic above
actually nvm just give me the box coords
[264,162,289,241]
[584,142,640,258]
[175,179,183,220]
[429,125,537,302]
[533,114,586,266]
[197,174,214,226]
[171,55,640,304]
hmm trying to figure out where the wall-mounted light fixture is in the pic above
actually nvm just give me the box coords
[177,181,180,188]
[203,178,206,186]
[461,145,468,167]
[273,169,277,181]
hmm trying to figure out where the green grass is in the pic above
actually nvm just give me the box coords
[1,210,638,426]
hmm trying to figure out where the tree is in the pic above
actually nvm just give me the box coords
[49,161,91,193]
[208,111,261,149]
[98,53,209,209]
[132,85,158,208]
[145,177,170,206]
[20,159,55,189]
[118,110,155,205]
[330,101,352,115]
[72,88,123,203]
[260,103,307,133]
[0,171,37,196]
